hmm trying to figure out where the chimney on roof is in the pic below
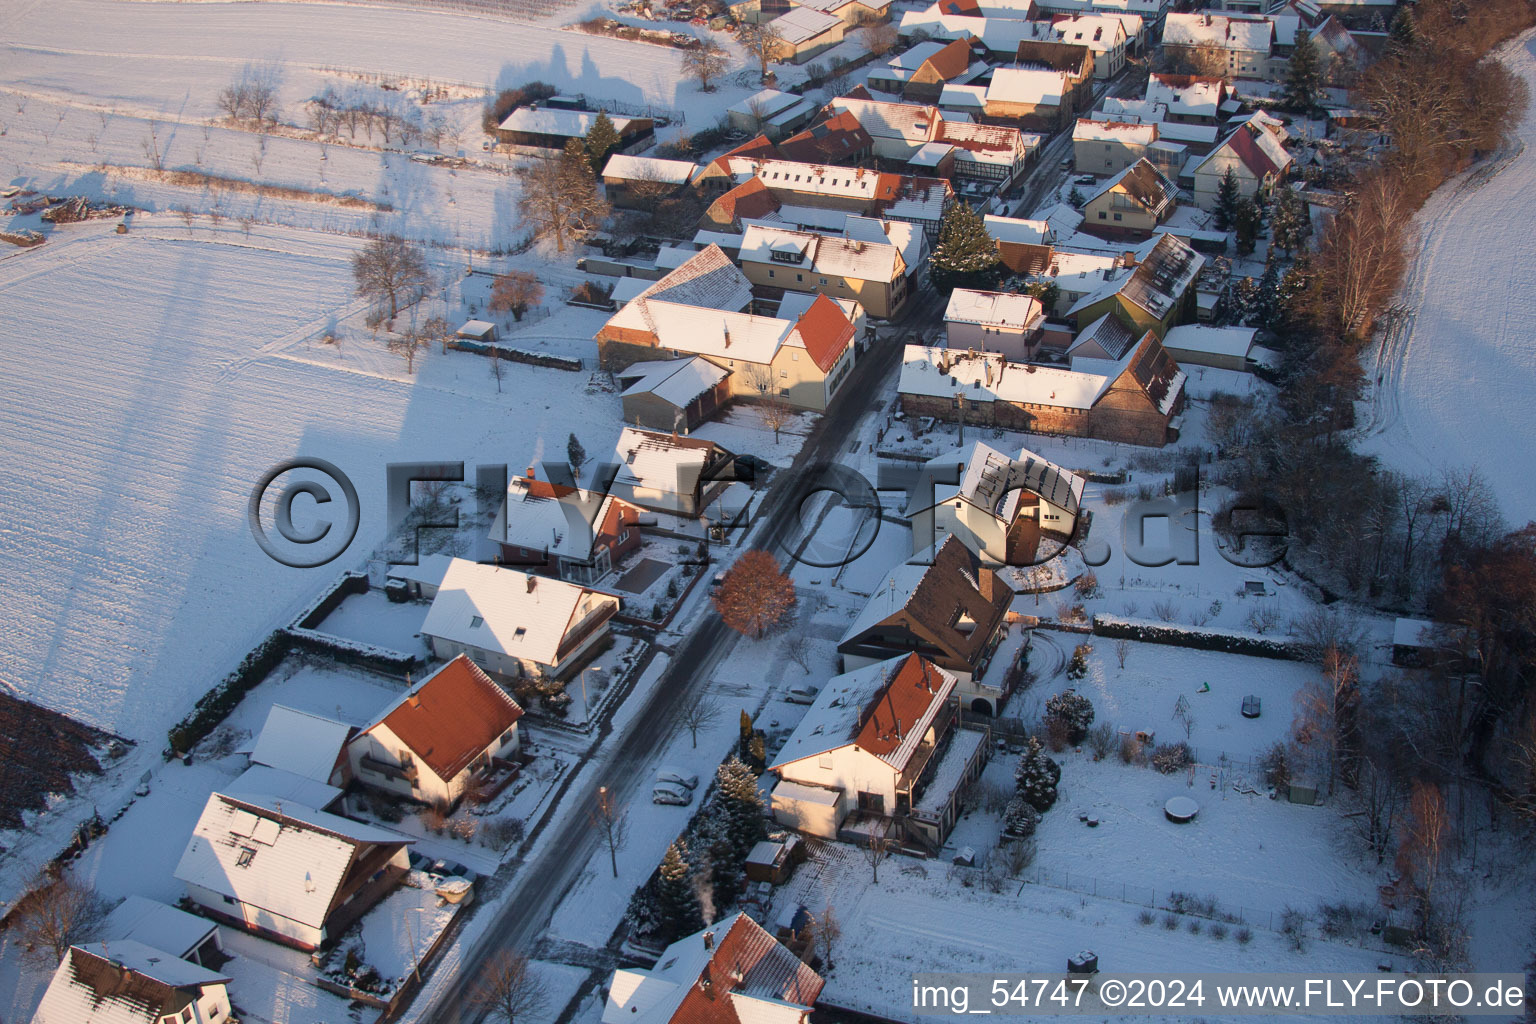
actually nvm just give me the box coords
[527,466,536,479]
[703,930,716,950]
[407,691,421,709]
[527,575,538,594]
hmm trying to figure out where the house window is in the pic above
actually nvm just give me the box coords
[792,351,799,361]
[235,846,256,867]
[619,528,633,542]
[770,249,799,264]
[1113,213,1122,221]
[223,895,236,906]
[819,277,828,285]
[796,273,803,282]
[767,269,775,278]
[1098,211,1107,219]
[470,615,484,628]
[779,370,788,378]
[500,729,514,746]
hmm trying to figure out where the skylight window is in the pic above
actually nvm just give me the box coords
[236,846,256,867]
[470,615,484,628]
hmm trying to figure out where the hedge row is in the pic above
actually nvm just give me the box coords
[166,631,291,755]
[285,628,418,675]
[449,340,582,371]
[1091,615,1306,660]
[293,571,370,630]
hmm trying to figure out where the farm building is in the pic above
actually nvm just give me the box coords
[496,106,653,152]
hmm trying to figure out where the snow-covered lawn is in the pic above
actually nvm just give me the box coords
[1361,31,1536,521]
[313,588,432,658]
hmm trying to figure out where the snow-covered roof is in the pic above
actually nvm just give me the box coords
[457,319,496,339]
[984,214,1053,246]
[1049,13,1128,51]
[773,654,956,770]
[35,941,229,1024]
[770,5,844,43]
[386,553,456,591]
[602,154,697,185]
[1067,311,1139,360]
[944,288,1044,331]
[101,897,218,962]
[498,107,636,138]
[939,83,988,111]
[913,726,987,816]
[731,156,887,199]
[174,792,412,931]
[1146,74,1225,121]
[729,89,810,120]
[615,427,727,494]
[229,764,344,812]
[421,558,607,666]
[1163,12,1273,53]
[740,223,903,282]
[603,245,755,335]
[619,356,731,408]
[913,439,1085,521]
[491,472,610,561]
[1068,232,1204,321]
[899,344,1106,409]
[603,913,824,1024]
[775,290,863,325]
[1163,324,1256,359]
[986,67,1069,106]
[1074,118,1157,145]
[1152,121,1218,146]
[248,704,353,783]
[1393,617,1439,649]
[829,96,943,146]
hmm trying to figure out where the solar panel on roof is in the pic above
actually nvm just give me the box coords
[229,809,259,837]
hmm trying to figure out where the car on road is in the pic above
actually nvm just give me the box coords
[734,453,771,483]
[1074,174,1097,186]
[785,684,820,705]
[653,781,693,805]
[655,767,699,790]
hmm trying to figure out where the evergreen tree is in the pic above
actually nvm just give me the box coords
[928,201,1002,292]
[1269,186,1311,256]
[1213,168,1241,232]
[566,431,586,469]
[1044,689,1095,745]
[1223,275,1260,327]
[1283,29,1323,114]
[655,840,704,941]
[714,755,766,859]
[585,110,622,175]
[1250,257,1281,329]
[739,709,755,753]
[1024,280,1060,313]
[1234,197,1262,257]
[1068,186,1085,207]
[1388,6,1416,52]
[1275,257,1313,335]
[1014,737,1061,812]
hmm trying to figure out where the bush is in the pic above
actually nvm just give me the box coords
[1236,926,1253,945]
[1167,892,1222,917]
[1137,909,1155,926]
[1162,913,1179,930]
[1088,721,1116,760]
[1210,922,1229,940]
[1186,918,1203,935]
[1260,741,1291,790]
[1074,571,1100,599]
[1280,907,1309,952]
[481,817,526,852]
[1318,901,1374,941]
[1066,643,1092,681]
[1150,741,1192,775]
[1118,732,1143,765]
[1002,796,1042,839]
[1045,689,1095,745]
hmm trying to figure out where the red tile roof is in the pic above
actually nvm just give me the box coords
[711,177,781,224]
[778,109,873,163]
[937,0,981,15]
[377,655,523,782]
[923,37,975,80]
[855,654,948,758]
[793,293,856,373]
[669,915,825,1024]
[1225,123,1281,179]
[706,134,780,176]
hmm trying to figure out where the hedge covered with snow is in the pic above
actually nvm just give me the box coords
[1092,614,1306,660]
[449,340,582,371]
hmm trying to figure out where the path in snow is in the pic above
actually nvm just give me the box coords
[1361,30,1536,523]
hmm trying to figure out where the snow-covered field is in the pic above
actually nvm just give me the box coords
[1362,31,1536,523]
[0,222,619,741]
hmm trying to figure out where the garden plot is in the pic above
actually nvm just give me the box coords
[312,587,433,659]
[217,930,358,1024]
[693,405,817,469]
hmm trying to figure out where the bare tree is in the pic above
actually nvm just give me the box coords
[1114,638,1131,669]
[1397,781,1453,937]
[682,35,731,93]
[141,120,167,172]
[758,392,794,444]
[738,22,786,81]
[677,693,721,749]
[421,315,453,355]
[13,874,109,969]
[1245,602,1282,634]
[489,345,505,393]
[860,22,899,56]
[473,949,549,1024]
[863,825,895,883]
[387,326,429,374]
[590,784,629,878]
[809,904,840,970]
[489,270,545,322]
[782,633,811,673]
[352,233,431,325]
[515,141,610,253]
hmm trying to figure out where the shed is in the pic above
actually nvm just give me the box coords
[457,319,499,343]
[1163,324,1258,372]
[745,839,794,884]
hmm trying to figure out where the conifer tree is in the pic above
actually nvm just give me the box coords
[1269,186,1311,257]
[567,431,586,469]
[1234,196,1262,257]
[585,110,622,175]
[1213,168,1241,232]
[928,201,1002,292]
[1015,737,1061,812]
[714,755,766,859]
[1283,28,1323,114]
[1251,257,1281,329]
[656,840,704,941]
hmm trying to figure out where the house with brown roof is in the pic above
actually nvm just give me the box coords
[491,468,643,583]
[1068,231,1205,337]
[699,177,783,233]
[604,913,824,1024]
[1015,38,1096,112]
[596,247,864,411]
[1080,158,1179,238]
[692,134,781,193]
[776,109,874,165]
[1191,118,1292,211]
[868,37,981,103]
[721,154,955,241]
[348,654,524,807]
[769,652,990,847]
[35,942,234,1024]
[824,96,1034,188]
[984,213,1055,274]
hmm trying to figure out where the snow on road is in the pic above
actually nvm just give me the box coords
[0,222,619,740]
[1362,31,1536,523]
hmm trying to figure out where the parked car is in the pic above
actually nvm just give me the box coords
[653,781,693,806]
[1075,174,1096,185]
[785,684,820,705]
[656,767,699,790]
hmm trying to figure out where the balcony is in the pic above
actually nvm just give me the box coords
[554,601,617,662]
[360,755,417,784]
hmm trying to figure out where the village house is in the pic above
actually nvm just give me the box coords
[1145,73,1227,124]
[1162,323,1259,371]
[617,356,734,432]
[906,442,1085,571]
[611,427,740,516]
[1014,39,1096,112]
[1191,117,1293,211]
[868,37,984,103]
[727,89,818,140]
[766,6,848,62]
[1162,12,1275,80]
[348,654,524,807]
[420,558,619,681]
[738,218,924,319]
[597,246,863,411]
[943,287,1045,360]
[385,552,456,601]
[1044,13,1130,76]
[732,0,893,25]
[720,153,954,240]
[491,468,643,582]
[777,109,875,164]
[1080,158,1180,238]
[496,106,653,152]
[698,176,784,233]
[1066,310,1141,361]
[603,914,825,1024]
[246,702,354,787]
[826,96,1034,189]
[692,134,782,194]
[897,334,1187,446]
[601,154,697,209]
[1068,231,1205,337]
[985,213,1056,274]
[982,66,1074,132]
[769,652,991,849]
[35,941,233,1024]
[174,792,413,951]
[1073,118,1157,176]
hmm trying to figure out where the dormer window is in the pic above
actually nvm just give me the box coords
[771,249,800,264]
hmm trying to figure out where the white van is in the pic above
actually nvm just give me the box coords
[655,767,699,790]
